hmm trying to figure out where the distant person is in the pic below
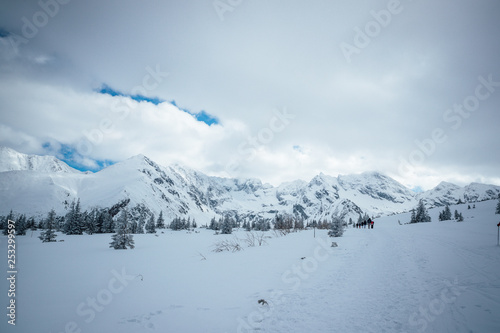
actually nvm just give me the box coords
[371,219,374,229]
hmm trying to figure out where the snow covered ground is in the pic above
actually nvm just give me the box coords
[1,200,500,332]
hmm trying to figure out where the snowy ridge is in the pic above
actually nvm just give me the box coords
[0,146,79,173]
[0,146,499,223]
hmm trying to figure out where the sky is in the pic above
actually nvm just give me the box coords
[0,0,499,190]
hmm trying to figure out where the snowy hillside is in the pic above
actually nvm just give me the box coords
[0,146,499,223]
[1,199,499,332]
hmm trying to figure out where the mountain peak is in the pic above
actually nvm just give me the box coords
[1,147,500,221]
[0,146,78,173]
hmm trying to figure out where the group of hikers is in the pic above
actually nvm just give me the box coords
[354,218,374,229]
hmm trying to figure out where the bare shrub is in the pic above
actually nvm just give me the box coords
[245,232,268,247]
[212,237,243,253]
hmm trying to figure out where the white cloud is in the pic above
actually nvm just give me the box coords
[0,0,499,189]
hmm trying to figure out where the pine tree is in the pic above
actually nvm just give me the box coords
[328,217,344,238]
[415,200,431,223]
[27,217,36,230]
[83,210,94,235]
[2,210,15,235]
[39,209,58,242]
[101,210,114,233]
[16,214,28,236]
[439,205,452,221]
[209,217,219,231]
[136,215,145,234]
[192,218,197,229]
[129,219,138,234]
[110,210,135,250]
[496,197,500,214]
[243,220,250,231]
[156,211,165,229]
[454,210,464,221]
[58,216,67,232]
[410,209,417,224]
[64,199,84,235]
[170,217,180,230]
[145,214,156,233]
[93,208,103,233]
[220,215,232,234]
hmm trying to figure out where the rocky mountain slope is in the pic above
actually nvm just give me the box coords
[0,146,499,223]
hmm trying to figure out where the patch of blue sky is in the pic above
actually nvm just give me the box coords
[43,142,114,172]
[98,84,219,126]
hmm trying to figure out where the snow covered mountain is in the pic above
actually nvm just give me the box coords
[0,146,79,173]
[0,146,499,223]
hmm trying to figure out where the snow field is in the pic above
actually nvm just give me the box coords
[259,199,500,332]
[1,199,499,332]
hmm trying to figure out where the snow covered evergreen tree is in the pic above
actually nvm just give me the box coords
[84,209,98,235]
[91,208,103,233]
[170,217,191,230]
[27,216,36,230]
[496,197,500,214]
[454,210,464,222]
[439,205,452,221]
[220,215,233,234]
[64,199,84,235]
[145,214,156,233]
[110,209,135,250]
[101,210,114,233]
[410,209,416,224]
[209,217,219,231]
[156,211,165,229]
[328,216,344,237]
[16,214,28,236]
[39,209,57,242]
[254,218,270,231]
[2,210,15,235]
[243,220,251,231]
[136,215,145,234]
[414,200,431,223]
